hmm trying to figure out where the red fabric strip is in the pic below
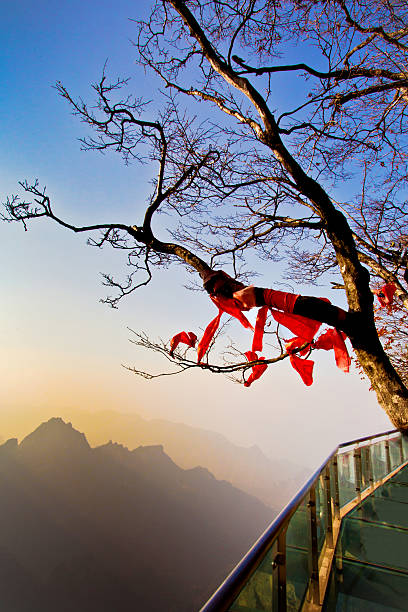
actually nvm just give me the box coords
[244,351,268,387]
[169,331,197,357]
[271,309,322,342]
[289,354,314,386]
[285,336,311,357]
[210,295,253,330]
[376,283,397,308]
[197,311,222,363]
[314,329,350,373]
[252,306,268,353]
[263,289,299,313]
[196,294,253,364]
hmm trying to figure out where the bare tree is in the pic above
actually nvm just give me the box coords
[3,0,408,428]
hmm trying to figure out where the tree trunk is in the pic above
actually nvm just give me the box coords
[348,314,408,430]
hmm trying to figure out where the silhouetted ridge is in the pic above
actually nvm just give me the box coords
[94,440,129,454]
[132,444,183,474]
[60,408,307,509]
[19,417,90,456]
[0,418,272,612]
[185,465,215,480]
[0,438,18,455]
[135,443,165,454]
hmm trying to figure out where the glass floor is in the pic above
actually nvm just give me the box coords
[323,464,408,611]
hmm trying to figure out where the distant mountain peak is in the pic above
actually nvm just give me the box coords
[0,438,18,454]
[185,466,215,480]
[133,444,165,454]
[19,417,90,454]
[94,440,130,457]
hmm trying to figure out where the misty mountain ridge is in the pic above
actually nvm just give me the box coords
[19,417,90,454]
[59,408,309,509]
[0,418,273,612]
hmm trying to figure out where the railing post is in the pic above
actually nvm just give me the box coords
[367,444,374,492]
[354,446,362,503]
[332,454,341,520]
[307,485,320,605]
[385,439,392,474]
[271,529,287,612]
[324,465,334,549]
[399,435,404,465]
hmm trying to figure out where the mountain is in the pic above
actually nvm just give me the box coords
[0,418,273,612]
[60,408,309,509]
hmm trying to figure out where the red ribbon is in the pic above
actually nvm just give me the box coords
[284,337,314,385]
[197,311,222,363]
[244,351,268,387]
[210,295,253,330]
[271,309,322,342]
[169,331,197,357]
[273,299,350,384]
[375,283,396,308]
[289,354,314,386]
[285,336,311,357]
[197,295,253,363]
[252,306,268,352]
[313,329,350,373]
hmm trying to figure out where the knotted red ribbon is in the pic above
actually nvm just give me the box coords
[285,336,311,357]
[197,295,253,363]
[271,309,322,343]
[284,337,314,386]
[210,295,253,330]
[375,283,396,309]
[169,331,197,357]
[269,298,350,385]
[289,354,314,386]
[313,329,350,372]
[244,351,268,387]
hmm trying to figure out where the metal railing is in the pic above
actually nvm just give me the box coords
[200,429,408,612]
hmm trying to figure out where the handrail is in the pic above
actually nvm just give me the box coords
[338,428,398,448]
[200,428,405,612]
[200,447,338,611]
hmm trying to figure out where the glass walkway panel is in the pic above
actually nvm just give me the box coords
[323,464,408,611]
[200,430,408,612]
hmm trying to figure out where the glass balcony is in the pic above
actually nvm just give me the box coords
[200,429,408,612]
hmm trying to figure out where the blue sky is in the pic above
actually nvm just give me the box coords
[0,0,391,468]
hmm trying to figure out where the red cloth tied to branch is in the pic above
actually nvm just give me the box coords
[268,308,320,385]
[284,337,314,386]
[169,331,197,357]
[252,306,269,352]
[271,309,322,343]
[375,283,397,309]
[267,295,350,385]
[285,336,311,357]
[244,351,268,387]
[248,292,324,385]
[210,295,253,330]
[197,311,222,363]
[289,354,314,386]
[197,296,253,363]
[313,329,350,372]
[170,283,351,388]
[264,289,298,313]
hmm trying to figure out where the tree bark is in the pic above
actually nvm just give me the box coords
[347,314,408,429]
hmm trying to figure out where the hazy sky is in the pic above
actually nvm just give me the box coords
[1,0,391,469]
